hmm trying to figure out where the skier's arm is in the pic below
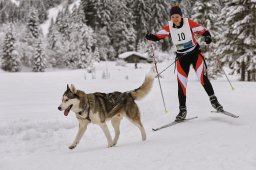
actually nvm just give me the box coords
[189,19,212,44]
[145,25,170,41]
[155,25,170,39]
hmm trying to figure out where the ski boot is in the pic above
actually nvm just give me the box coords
[175,106,187,121]
[210,95,223,112]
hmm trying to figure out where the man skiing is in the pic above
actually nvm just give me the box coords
[146,6,223,121]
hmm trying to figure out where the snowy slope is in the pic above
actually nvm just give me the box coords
[40,4,63,36]
[0,62,256,170]
[10,0,20,6]
[40,0,81,36]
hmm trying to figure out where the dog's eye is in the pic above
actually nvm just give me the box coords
[65,99,69,102]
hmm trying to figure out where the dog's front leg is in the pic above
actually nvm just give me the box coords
[100,123,114,148]
[69,119,90,150]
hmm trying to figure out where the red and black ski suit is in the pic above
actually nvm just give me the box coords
[155,18,215,108]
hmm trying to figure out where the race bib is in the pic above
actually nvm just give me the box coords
[176,40,194,50]
[169,18,195,51]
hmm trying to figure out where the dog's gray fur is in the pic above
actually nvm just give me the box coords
[58,71,155,149]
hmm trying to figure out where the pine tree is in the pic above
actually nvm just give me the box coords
[149,0,171,52]
[105,0,130,57]
[81,0,112,29]
[32,39,46,72]
[81,0,98,28]
[216,0,256,81]
[21,7,42,67]
[27,8,40,39]
[45,6,74,68]
[9,50,22,72]
[47,19,58,50]
[46,19,59,67]
[55,8,71,40]
[131,0,151,51]
[0,10,7,23]
[1,24,21,72]
[149,0,169,32]
[126,25,137,51]
[191,0,220,43]
[96,0,113,28]
[36,1,48,24]
[109,20,129,55]
[191,0,221,79]
[81,0,116,60]
[96,27,116,60]
[65,6,98,70]
[247,0,256,81]
[0,0,51,24]
[179,0,193,18]
[46,11,72,67]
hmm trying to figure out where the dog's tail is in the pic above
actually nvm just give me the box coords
[130,68,155,100]
[107,68,155,117]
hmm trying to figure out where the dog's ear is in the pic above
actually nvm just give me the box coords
[70,84,77,94]
[67,84,70,91]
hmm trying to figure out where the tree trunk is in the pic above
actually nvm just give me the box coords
[241,61,245,81]
[135,34,139,52]
[253,70,256,81]
[247,70,251,81]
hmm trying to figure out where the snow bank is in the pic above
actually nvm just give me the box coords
[0,62,256,170]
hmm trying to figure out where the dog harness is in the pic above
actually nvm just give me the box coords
[76,95,94,122]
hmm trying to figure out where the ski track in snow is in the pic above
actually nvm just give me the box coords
[0,62,256,170]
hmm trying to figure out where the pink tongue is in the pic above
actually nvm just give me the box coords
[64,110,69,116]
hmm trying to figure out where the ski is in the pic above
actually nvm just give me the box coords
[152,116,198,131]
[211,110,239,118]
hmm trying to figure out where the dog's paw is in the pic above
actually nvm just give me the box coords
[142,135,147,141]
[107,142,115,148]
[112,141,117,146]
[69,145,76,150]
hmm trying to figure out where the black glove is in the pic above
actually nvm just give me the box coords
[145,33,160,42]
[204,36,212,44]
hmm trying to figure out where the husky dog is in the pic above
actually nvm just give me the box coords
[58,71,155,150]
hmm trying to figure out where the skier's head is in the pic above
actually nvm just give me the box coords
[170,6,182,25]
[170,6,182,17]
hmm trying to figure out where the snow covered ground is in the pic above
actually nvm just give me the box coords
[0,62,256,170]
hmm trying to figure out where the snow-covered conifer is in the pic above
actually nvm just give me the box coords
[27,8,40,39]
[149,0,168,32]
[191,0,221,79]
[131,0,151,50]
[216,0,256,81]
[32,39,47,72]
[1,24,21,72]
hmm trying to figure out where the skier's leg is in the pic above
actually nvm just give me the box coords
[176,56,190,121]
[192,52,223,111]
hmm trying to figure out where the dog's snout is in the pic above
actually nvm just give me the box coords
[58,106,62,111]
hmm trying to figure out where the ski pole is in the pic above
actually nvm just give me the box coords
[223,70,235,90]
[216,57,235,90]
[149,43,168,113]
[154,52,186,78]
[211,47,235,90]
[155,57,178,78]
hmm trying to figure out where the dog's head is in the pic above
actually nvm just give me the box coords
[58,84,81,116]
